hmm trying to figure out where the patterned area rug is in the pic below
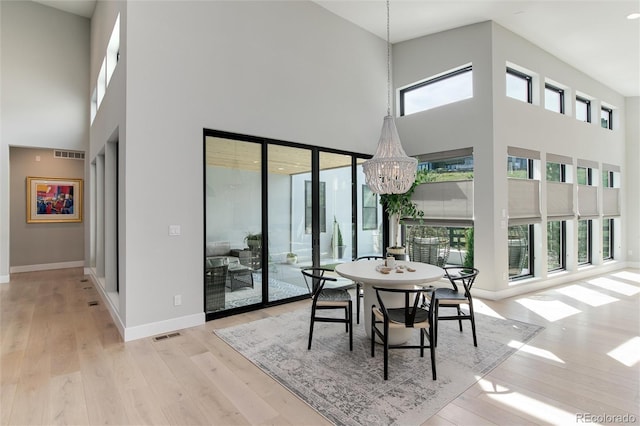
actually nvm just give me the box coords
[215,307,543,425]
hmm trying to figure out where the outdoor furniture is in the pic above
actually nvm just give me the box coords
[430,267,480,347]
[301,267,353,351]
[227,263,254,291]
[371,286,436,380]
[205,258,228,311]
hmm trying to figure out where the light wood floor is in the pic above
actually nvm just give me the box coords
[1,267,638,425]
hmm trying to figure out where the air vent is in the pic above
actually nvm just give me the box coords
[54,150,85,160]
[88,301,99,306]
[153,332,181,341]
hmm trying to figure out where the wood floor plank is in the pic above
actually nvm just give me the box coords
[1,267,638,426]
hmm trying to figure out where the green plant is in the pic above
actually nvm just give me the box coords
[333,217,344,246]
[379,169,432,247]
[463,227,474,269]
[244,232,261,242]
[287,252,296,257]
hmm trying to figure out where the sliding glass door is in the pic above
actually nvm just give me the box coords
[204,130,372,319]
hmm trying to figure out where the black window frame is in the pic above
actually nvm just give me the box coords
[603,218,614,261]
[399,65,473,117]
[578,219,593,265]
[576,96,591,123]
[545,83,565,114]
[506,67,533,104]
[361,185,378,231]
[601,106,613,130]
[547,220,566,273]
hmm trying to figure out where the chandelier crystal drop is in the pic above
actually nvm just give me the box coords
[362,0,417,194]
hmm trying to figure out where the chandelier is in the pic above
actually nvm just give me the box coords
[363,0,417,195]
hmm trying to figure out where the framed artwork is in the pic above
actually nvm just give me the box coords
[26,177,83,223]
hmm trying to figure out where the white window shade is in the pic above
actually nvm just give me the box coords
[577,185,598,218]
[508,179,541,223]
[547,181,575,220]
[603,187,620,216]
[412,181,473,221]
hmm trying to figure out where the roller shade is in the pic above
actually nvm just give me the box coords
[508,147,540,160]
[546,153,573,165]
[602,163,620,173]
[577,159,598,169]
[547,181,575,220]
[508,179,541,223]
[411,181,473,221]
[603,187,620,216]
[577,185,598,218]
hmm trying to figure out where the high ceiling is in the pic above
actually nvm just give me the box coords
[34,0,639,97]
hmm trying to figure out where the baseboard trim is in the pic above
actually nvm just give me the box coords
[474,261,629,300]
[123,313,206,342]
[0,275,9,284]
[10,261,85,273]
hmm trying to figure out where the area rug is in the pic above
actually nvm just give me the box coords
[215,307,543,425]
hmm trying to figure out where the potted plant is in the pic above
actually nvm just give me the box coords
[379,169,431,258]
[332,217,347,259]
[286,252,298,264]
[244,232,262,251]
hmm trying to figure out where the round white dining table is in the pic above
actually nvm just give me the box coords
[335,259,444,344]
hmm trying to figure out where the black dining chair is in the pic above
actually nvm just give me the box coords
[430,267,480,347]
[371,286,436,380]
[301,267,353,351]
[354,256,386,324]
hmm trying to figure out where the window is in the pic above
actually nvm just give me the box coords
[400,65,473,116]
[576,96,591,122]
[603,218,613,260]
[577,166,592,185]
[547,220,566,272]
[602,170,614,188]
[546,162,566,182]
[509,224,533,279]
[506,67,532,103]
[305,181,326,234]
[578,220,592,265]
[362,185,378,231]
[545,84,564,114]
[601,107,613,129]
[507,156,533,179]
[417,151,474,180]
[106,14,120,87]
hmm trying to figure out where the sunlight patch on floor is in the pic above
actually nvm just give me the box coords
[607,336,640,367]
[612,270,640,283]
[586,277,640,296]
[515,298,581,322]
[483,383,578,424]
[472,299,505,320]
[555,284,619,307]
[508,340,565,363]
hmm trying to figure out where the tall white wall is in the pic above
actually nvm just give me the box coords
[625,97,640,266]
[90,0,387,338]
[394,21,630,296]
[0,1,90,282]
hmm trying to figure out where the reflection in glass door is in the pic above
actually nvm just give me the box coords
[318,152,353,267]
[267,145,312,302]
[204,136,263,314]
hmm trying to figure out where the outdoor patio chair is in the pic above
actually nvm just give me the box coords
[301,267,353,351]
[371,286,436,380]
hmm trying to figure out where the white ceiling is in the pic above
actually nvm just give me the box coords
[34,0,640,97]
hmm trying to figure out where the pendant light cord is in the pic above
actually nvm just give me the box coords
[387,0,391,117]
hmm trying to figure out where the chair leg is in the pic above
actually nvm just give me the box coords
[370,308,375,357]
[348,301,353,351]
[356,283,361,324]
[428,328,437,380]
[308,306,316,350]
[383,320,389,380]
[434,302,439,348]
[344,306,349,333]
[469,299,478,347]
[457,306,463,332]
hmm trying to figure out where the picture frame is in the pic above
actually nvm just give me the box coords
[26,177,83,223]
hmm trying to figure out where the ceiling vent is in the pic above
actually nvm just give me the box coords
[54,150,85,160]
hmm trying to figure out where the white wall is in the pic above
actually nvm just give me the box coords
[0,0,90,282]
[90,0,387,338]
[394,21,631,296]
[625,97,640,266]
